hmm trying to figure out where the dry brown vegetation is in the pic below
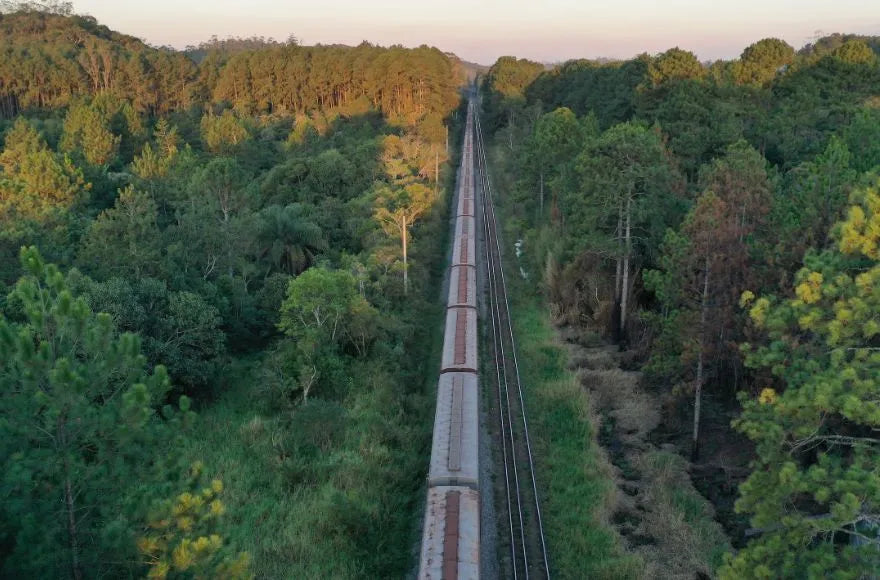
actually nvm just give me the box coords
[562,335,730,579]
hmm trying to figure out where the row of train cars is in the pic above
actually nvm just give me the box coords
[418,101,482,579]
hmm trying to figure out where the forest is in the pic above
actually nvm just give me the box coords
[1,0,879,578]
[481,33,880,578]
[0,3,464,577]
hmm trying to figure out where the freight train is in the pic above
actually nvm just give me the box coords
[418,102,481,580]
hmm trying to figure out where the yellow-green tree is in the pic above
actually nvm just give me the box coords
[133,119,180,179]
[0,118,88,227]
[138,463,252,579]
[200,110,249,154]
[60,101,121,166]
[732,38,795,87]
[647,47,704,87]
[278,267,378,401]
[374,182,433,295]
[725,178,880,578]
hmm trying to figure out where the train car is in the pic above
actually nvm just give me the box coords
[457,186,474,218]
[441,306,478,373]
[427,372,479,487]
[451,216,476,268]
[418,486,480,580]
[456,154,474,217]
[447,264,477,310]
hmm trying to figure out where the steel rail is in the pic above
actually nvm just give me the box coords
[464,106,521,579]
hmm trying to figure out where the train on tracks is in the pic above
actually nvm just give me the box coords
[418,101,481,580]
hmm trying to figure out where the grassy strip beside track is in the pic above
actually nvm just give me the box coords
[503,278,643,579]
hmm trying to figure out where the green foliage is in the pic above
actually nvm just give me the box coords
[60,101,120,166]
[200,110,250,154]
[0,118,88,228]
[0,10,198,116]
[67,272,226,392]
[78,185,162,278]
[833,39,878,65]
[0,247,193,577]
[526,56,650,129]
[842,108,880,174]
[485,56,545,100]
[481,24,880,580]
[256,204,325,276]
[733,38,796,86]
[569,121,683,266]
[482,56,545,132]
[770,136,856,276]
[132,119,180,179]
[210,44,459,125]
[0,9,462,578]
[725,180,880,577]
[280,267,377,346]
[533,107,584,178]
[647,47,705,87]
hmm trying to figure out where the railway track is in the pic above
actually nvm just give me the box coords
[473,107,550,579]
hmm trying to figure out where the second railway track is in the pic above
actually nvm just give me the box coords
[474,106,550,580]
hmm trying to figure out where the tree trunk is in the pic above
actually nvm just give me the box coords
[692,254,710,461]
[402,214,408,295]
[620,193,632,341]
[539,170,544,217]
[302,365,317,403]
[614,200,623,301]
[60,415,83,580]
[65,473,82,580]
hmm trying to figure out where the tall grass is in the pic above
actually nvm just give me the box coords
[180,355,435,578]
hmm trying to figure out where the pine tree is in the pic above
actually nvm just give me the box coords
[724,178,880,578]
[0,118,89,228]
[0,247,193,577]
[138,462,252,579]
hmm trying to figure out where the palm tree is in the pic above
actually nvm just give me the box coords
[257,204,326,276]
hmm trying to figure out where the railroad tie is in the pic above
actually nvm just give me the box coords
[447,376,463,472]
[442,491,461,580]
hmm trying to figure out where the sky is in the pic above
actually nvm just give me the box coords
[74,0,880,64]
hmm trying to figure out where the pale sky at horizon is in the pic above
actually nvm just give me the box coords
[74,0,880,64]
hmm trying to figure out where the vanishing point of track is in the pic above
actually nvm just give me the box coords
[474,107,550,580]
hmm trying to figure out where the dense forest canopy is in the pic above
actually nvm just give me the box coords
[0,3,465,577]
[482,32,880,578]
[0,8,462,121]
